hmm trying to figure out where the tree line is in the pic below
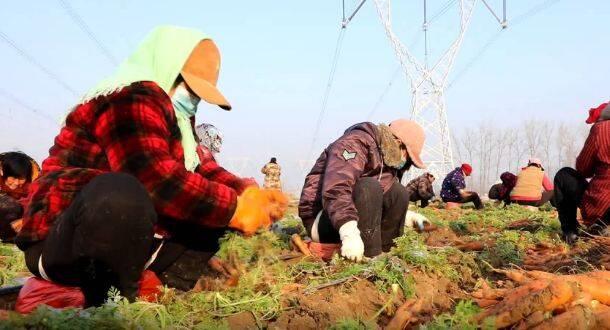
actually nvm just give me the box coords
[452,119,589,194]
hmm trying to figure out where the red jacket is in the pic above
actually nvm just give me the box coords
[299,123,404,234]
[17,82,246,249]
[577,121,610,224]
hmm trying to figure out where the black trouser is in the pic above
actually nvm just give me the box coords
[0,194,23,242]
[24,173,227,306]
[488,184,511,205]
[512,190,554,207]
[553,167,595,234]
[448,192,484,209]
[409,193,430,208]
[316,178,410,257]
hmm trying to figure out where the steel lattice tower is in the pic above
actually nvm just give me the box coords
[373,0,478,181]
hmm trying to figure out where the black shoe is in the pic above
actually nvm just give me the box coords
[588,219,608,236]
[562,231,578,245]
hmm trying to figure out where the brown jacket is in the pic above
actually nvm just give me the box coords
[299,122,405,234]
[405,174,434,201]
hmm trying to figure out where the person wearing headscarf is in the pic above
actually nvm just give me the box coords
[554,101,610,244]
[261,157,282,190]
[510,158,554,207]
[299,119,426,262]
[16,26,286,306]
[440,163,484,209]
[488,171,517,206]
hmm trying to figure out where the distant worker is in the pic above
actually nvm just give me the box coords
[510,158,554,207]
[405,172,435,208]
[554,101,610,244]
[0,152,40,242]
[300,119,426,262]
[488,172,517,206]
[440,163,484,209]
[261,157,282,190]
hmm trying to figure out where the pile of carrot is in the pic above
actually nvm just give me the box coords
[471,269,610,329]
[523,237,610,272]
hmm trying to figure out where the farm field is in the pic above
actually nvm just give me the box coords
[1,202,609,329]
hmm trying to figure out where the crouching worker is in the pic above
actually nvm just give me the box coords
[488,172,517,206]
[406,172,435,208]
[16,26,287,307]
[0,152,40,242]
[299,120,426,261]
[440,164,484,209]
[510,158,554,207]
[554,102,610,243]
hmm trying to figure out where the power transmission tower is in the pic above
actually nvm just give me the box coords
[372,0,483,182]
[374,0,506,183]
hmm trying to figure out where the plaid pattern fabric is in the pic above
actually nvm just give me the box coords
[195,146,249,194]
[16,82,237,249]
[577,121,610,224]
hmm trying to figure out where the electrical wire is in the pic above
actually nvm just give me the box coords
[307,28,347,157]
[0,30,79,97]
[58,0,119,66]
[447,0,563,89]
[0,88,58,126]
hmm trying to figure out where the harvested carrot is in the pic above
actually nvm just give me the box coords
[473,298,499,308]
[561,275,610,305]
[485,280,579,328]
[291,234,312,256]
[385,299,423,330]
[531,305,592,330]
[515,310,546,330]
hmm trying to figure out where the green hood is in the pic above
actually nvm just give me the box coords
[84,25,211,172]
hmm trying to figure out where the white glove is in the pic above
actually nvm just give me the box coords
[405,211,430,231]
[339,221,365,262]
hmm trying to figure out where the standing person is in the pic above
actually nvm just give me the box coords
[299,119,426,261]
[405,172,435,208]
[488,172,517,206]
[440,163,484,209]
[0,152,40,241]
[261,157,282,190]
[510,159,554,207]
[554,102,610,243]
[16,26,286,306]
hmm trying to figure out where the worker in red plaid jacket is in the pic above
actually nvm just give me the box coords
[15,26,282,306]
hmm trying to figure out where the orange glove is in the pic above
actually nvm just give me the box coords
[229,187,289,236]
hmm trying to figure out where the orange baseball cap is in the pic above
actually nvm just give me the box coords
[181,39,231,110]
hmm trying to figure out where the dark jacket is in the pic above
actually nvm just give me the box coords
[406,174,434,201]
[440,167,466,202]
[299,122,405,234]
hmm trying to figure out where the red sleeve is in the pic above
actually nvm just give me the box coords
[195,146,249,194]
[93,92,237,228]
[576,125,599,179]
[542,174,554,191]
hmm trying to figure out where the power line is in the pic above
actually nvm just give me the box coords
[428,0,458,24]
[0,30,80,97]
[307,28,347,157]
[366,67,401,120]
[58,0,119,66]
[0,88,58,126]
[366,33,422,121]
[447,0,563,89]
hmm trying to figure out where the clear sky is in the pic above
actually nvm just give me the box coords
[0,1,608,193]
